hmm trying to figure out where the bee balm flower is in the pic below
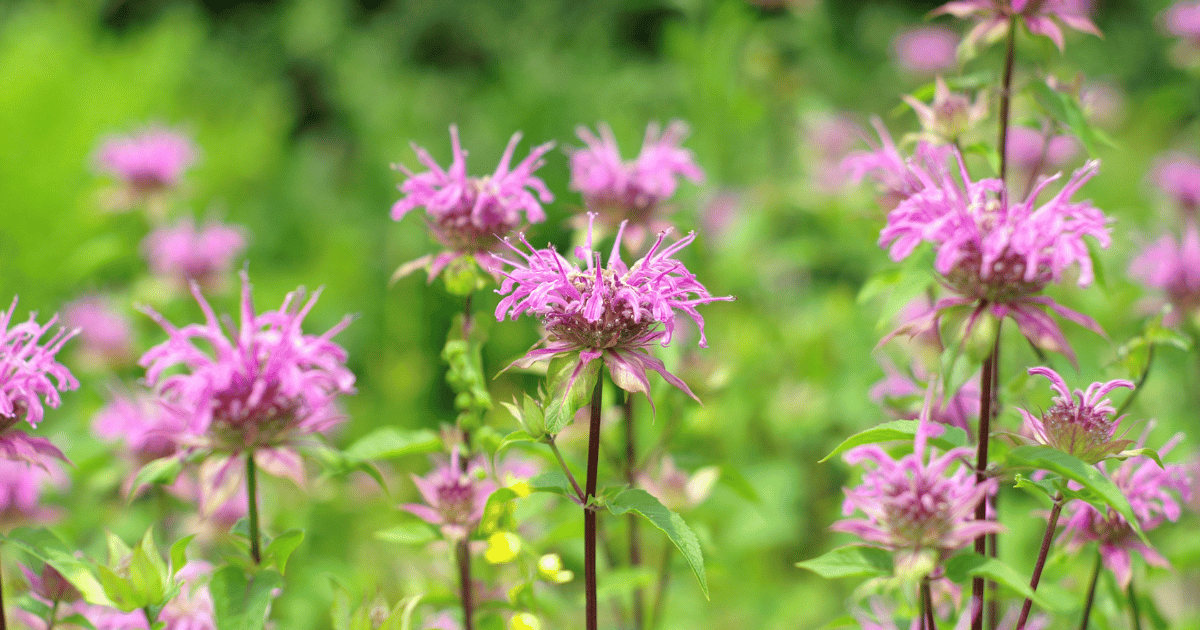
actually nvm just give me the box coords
[934,0,1101,52]
[1015,367,1134,464]
[495,217,732,404]
[0,298,77,468]
[96,127,196,193]
[403,449,497,540]
[143,218,247,292]
[392,126,555,282]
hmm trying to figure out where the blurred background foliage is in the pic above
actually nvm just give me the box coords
[1,0,1199,628]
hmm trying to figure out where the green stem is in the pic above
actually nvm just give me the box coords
[585,376,604,630]
[1115,345,1154,418]
[1128,578,1142,630]
[457,539,475,630]
[0,546,7,630]
[247,450,262,565]
[1078,551,1102,630]
[648,543,673,630]
[921,577,938,630]
[625,394,644,630]
[546,436,586,504]
[997,14,1018,189]
[1016,493,1065,630]
[972,322,1002,630]
[45,599,59,630]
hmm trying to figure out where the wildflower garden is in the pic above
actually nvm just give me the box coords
[4,0,1200,628]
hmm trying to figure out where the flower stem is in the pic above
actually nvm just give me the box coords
[1128,578,1142,630]
[1115,345,1154,418]
[649,543,673,630]
[547,436,587,504]
[972,323,1002,630]
[997,14,1019,189]
[625,393,644,630]
[457,538,475,630]
[1016,492,1065,630]
[46,599,60,630]
[0,547,7,630]
[921,577,938,630]
[247,450,262,565]
[1078,551,1102,630]
[585,375,604,630]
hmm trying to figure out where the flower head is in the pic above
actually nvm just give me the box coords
[1016,367,1134,464]
[139,270,355,456]
[570,121,704,251]
[1150,152,1200,214]
[143,218,247,292]
[834,420,1001,561]
[903,77,989,143]
[96,127,196,193]
[935,0,1101,52]
[495,216,732,404]
[1161,1,1200,44]
[21,564,80,603]
[0,458,65,524]
[0,298,77,469]
[636,456,719,512]
[877,139,1111,363]
[1059,433,1190,587]
[402,449,497,540]
[892,26,960,74]
[1129,223,1200,325]
[391,126,555,282]
[64,294,134,369]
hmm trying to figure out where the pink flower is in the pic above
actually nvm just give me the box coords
[871,362,979,437]
[892,26,960,74]
[1161,0,1200,43]
[1149,152,1200,213]
[1059,433,1190,588]
[842,121,953,211]
[903,77,989,143]
[1005,127,1080,171]
[95,127,196,192]
[636,455,719,512]
[877,140,1111,364]
[494,216,732,405]
[805,114,862,193]
[1015,367,1134,464]
[402,449,497,540]
[570,121,704,251]
[0,298,76,468]
[1129,223,1200,325]
[159,562,217,630]
[391,126,555,282]
[935,0,1101,51]
[833,420,1001,561]
[0,458,66,524]
[139,270,355,457]
[143,218,248,291]
[63,294,134,369]
[93,390,190,464]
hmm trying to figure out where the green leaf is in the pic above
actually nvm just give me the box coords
[97,564,140,611]
[943,553,1066,612]
[3,528,112,606]
[375,523,437,546]
[129,456,184,499]
[210,567,283,630]
[169,535,196,576]
[820,420,969,463]
[441,255,488,296]
[1004,445,1145,542]
[543,353,600,435]
[795,545,894,579]
[264,529,304,574]
[606,489,708,599]
[443,313,493,430]
[718,464,762,504]
[343,428,441,461]
[128,529,168,606]
[1029,81,1117,157]
[527,471,576,500]
[1106,447,1164,468]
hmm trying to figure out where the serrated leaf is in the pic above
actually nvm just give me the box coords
[375,523,437,546]
[606,489,708,599]
[1004,445,1145,542]
[129,456,184,499]
[264,529,304,574]
[943,553,1066,612]
[344,428,441,461]
[2,528,112,606]
[820,420,969,463]
[544,353,600,435]
[795,545,894,579]
[210,567,283,630]
[496,430,536,453]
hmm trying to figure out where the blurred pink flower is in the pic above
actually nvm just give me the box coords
[0,298,76,468]
[1005,127,1079,171]
[95,127,196,192]
[903,77,989,143]
[159,561,217,630]
[0,458,66,525]
[806,114,862,193]
[143,218,247,291]
[139,270,355,459]
[1015,367,1134,464]
[1150,152,1200,213]
[1059,432,1190,588]
[1129,223,1200,325]
[892,26,960,74]
[495,216,732,406]
[93,389,190,465]
[63,294,134,369]
[842,120,952,211]
[402,449,497,540]
[934,0,1101,52]
[391,126,555,282]
[636,456,719,512]
[871,361,979,437]
[1161,0,1200,43]
[569,121,704,252]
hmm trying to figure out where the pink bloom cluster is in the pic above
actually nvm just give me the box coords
[143,218,247,291]
[392,126,555,280]
[0,458,64,524]
[935,0,1101,52]
[403,449,497,540]
[876,139,1111,362]
[871,364,979,436]
[636,456,719,513]
[1059,434,1191,588]
[495,217,732,403]
[570,122,704,248]
[95,127,197,192]
[834,421,1001,560]
[1129,223,1200,325]
[0,298,77,467]
[1161,1,1200,43]
[1150,152,1200,213]
[891,26,960,74]
[139,271,355,457]
[1016,367,1133,464]
[64,295,134,369]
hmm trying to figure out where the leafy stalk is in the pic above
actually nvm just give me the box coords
[972,323,1002,630]
[247,450,262,565]
[1016,492,1065,630]
[585,376,604,630]
[457,539,475,630]
[625,394,645,630]
[1078,551,1102,630]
